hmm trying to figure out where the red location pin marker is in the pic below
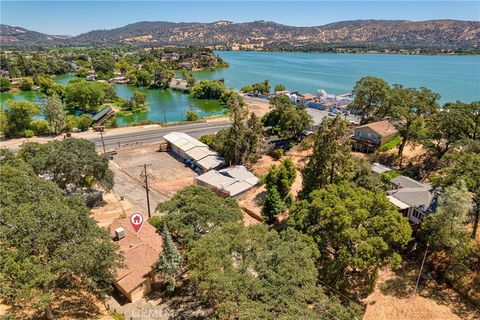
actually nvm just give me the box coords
[130,212,144,233]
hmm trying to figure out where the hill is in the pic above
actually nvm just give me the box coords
[0,24,71,45]
[2,20,479,52]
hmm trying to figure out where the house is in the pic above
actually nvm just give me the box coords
[163,132,225,172]
[352,120,397,153]
[387,175,436,225]
[178,62,192,70]
[109,218,163,302]
[196,165,260,197]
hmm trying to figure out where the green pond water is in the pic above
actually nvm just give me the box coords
[1,52,479,125]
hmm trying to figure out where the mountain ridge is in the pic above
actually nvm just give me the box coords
[1,19,479,52]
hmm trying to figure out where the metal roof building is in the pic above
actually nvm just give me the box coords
[196,165,260,197]
[163,132,225,172]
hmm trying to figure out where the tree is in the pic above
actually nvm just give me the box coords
[434,151,480,238]
[443,100,480,141]
[423,106,470,160]
[65,79,106,113]
[191,80,225,100]
[274,83,287,92]
[44,95,66,134]
[155,185,243,246]
[215,93,264,164]
[37,75,65,97]
[3,100,40,137]
[262,94,312,140]
[301,116,352,197]
[132,91,146,106]
[0,160,121,319]
[262,187,285,223]
[156,224,182,292]
[349,76,390,124]
[289,183,412,291]
[388,86,439,160]
[152,64,175,88]
[421,182,474,279]
[17,139,113,191]
[0,77,11,92]
[19,77,34,91]
[252,80,270,95]
[240,85,253,93]
[134,70,153,87]
[265,157,296,205]
[188,223,361,319]
[77,114,93,131]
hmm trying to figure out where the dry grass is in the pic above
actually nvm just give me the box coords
[364,260,480,320]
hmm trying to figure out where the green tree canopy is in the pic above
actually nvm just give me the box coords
[289,183,412,291]
[191,80,226,100]
[19,77,34,91]
[265,157,296,205]
[188,223,361,320]
[155,185,243,246]
[156,224,182,292]
[0,160,121,319]
[301,116,352,197]
[0,77,11,92]
[43,95,66,134]
[214,93,264,164]
[263,94,313,140]
[388,85,439,159]
[349,76,390,124]
[3,100,41,137]
[65,79,111,113]
[17,138,113,191]
[274,83,287,92]
[252,80,270,95]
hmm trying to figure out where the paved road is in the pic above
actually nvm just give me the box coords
[92,121,231,151]
[0,121,231,152]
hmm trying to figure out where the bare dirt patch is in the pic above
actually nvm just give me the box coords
[114,145,197,200]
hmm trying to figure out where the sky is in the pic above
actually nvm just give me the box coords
[1,1,479,35]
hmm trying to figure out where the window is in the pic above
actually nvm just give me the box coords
[413,209,424,221]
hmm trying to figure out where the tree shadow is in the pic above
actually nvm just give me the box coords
[146,281,210,320]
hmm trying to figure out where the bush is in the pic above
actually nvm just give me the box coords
[186,109,200,121]
[23,129,34,138]
[379,136,401,152]
[148,216,163,229]
[77,114,93,131]
[191,80,225,100]
[240,85,253,93]
[32,120,50,135]
[19,77,34,91]
[271,148,284,160]
[381,170,400,183]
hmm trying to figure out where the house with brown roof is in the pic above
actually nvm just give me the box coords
[109,218,163,302]
[352,120,397,153]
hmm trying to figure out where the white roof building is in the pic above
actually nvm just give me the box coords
[196,165,260,197]
[163,132,225,172]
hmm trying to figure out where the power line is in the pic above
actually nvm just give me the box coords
[406,243,429,320]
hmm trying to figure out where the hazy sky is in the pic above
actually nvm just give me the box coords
[1,1,479,35]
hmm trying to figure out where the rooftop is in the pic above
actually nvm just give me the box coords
[355,120,397,137]
[196,165,259,197]
[109,218,163,294]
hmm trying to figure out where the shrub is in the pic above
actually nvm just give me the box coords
[23,129,34,138]
[32,120,50,135]
[381,170,400,183]
[379,136,401,152]
[77,114,93,131]
[271,148,284,160]
[19,77,34,91]
[186,109,200,121]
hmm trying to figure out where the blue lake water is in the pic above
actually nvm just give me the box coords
[199,51,480,104]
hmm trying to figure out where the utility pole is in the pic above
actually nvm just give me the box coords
[140,164,152,218]
[99,129,107,155]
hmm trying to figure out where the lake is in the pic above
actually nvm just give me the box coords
[1,52,479,125]
[200,51,480,104]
